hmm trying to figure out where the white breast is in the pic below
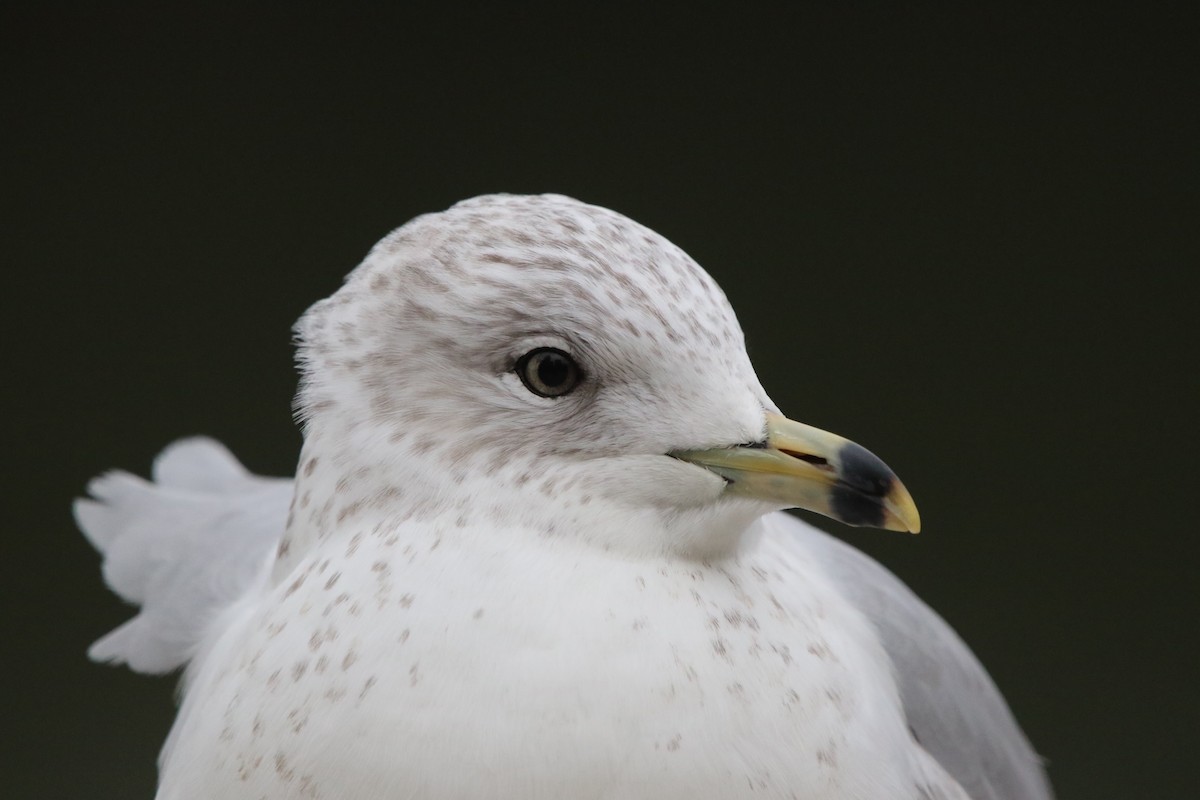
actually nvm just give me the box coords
[158,513,935,800]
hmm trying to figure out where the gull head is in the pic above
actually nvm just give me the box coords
[291,194,916,559]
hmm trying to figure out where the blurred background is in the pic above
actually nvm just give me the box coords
[2,5,1194,798]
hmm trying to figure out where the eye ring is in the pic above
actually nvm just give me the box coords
[515,347,582,398]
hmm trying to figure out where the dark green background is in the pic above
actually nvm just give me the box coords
[3,6,1194,798]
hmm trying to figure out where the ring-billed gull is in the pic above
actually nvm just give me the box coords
[77,194,1052,799]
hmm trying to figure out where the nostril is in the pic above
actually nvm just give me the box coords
[780,449,830,468]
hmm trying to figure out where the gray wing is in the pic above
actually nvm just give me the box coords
[761,512,1054,800]
[76,438,294,674]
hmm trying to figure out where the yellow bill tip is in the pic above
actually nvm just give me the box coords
[882,480,921,534]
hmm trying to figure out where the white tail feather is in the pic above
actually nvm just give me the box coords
[76,438,295,674]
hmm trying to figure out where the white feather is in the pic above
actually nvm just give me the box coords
[77,438,292,674]
[760,513,1053,800]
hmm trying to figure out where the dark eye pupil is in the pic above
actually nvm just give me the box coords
[536,352,570,387]
[516,347,581,398]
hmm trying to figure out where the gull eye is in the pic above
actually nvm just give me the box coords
[515,348,582,398]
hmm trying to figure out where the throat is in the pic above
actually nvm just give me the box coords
[271,432,773,584]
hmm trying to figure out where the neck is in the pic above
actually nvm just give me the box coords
[272,417,772,584]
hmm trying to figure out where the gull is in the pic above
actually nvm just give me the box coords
[77,194,1052,799]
